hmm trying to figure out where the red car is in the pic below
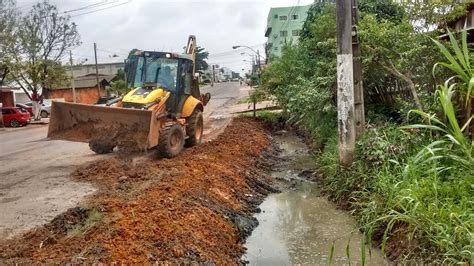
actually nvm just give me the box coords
[2,107,31,127]
[16,103,34,116]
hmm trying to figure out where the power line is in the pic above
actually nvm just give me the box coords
[70,1,131,17]
[62,1,112,14]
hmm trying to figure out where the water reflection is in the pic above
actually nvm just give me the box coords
[243,134,387,266]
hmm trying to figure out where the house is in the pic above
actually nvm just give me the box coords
[264,4,311,59]
[0,86,15,107]
[48,74,116,104]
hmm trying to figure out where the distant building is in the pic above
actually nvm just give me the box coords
[264,5,311,59]
[49,74,116,104]
[72,62,124,77]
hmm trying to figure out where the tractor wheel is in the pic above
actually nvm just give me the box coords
[158,124,185,158]
[89,142,115,154]
[185,110,203,147]
[10,119,20,127]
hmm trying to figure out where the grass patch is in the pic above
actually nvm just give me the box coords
[317,125,473,263]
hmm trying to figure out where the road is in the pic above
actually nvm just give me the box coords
[0,81,245,239]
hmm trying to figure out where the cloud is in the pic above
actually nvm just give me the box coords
[16,0,314,73]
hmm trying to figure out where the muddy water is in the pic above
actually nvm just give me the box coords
[243,132,387,265]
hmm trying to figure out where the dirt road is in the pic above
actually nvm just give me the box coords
[0,81,244,239]
[0,118,279,264]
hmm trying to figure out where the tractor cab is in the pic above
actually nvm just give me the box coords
[123,51,197,113]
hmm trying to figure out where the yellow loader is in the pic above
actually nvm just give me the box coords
[48,36,210,157]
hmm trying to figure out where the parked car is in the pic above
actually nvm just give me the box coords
[1,107,31,127]
[15,103,33,116]
[25,102,51,118]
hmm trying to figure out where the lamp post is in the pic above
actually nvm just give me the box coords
[232,45,262,72]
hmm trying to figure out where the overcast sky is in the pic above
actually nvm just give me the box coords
[15,0,313,74]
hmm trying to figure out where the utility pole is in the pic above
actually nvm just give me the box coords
[256,50,261,72]
[94,43,101,97]
[69,51,77,103]
[212,65,215,86]
[336,0,355,167]
[352,0,364,136]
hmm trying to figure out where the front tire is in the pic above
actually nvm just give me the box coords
[89,142,115,154]
[185,110,203,147]
[158,124,185,158]
[10,119,20,127]
[40,110,49,118]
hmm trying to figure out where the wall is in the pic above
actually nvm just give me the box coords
[0,91,14,107]
[48,87,105,104]
[14,91,30,104]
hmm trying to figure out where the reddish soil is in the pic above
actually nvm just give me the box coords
[0,118,280,264]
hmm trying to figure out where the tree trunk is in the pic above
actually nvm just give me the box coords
[0,103,4,128]
[32,100,41,121]
[383,64,423,111]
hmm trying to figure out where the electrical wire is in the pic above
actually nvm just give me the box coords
[70,1,131,17]
[61,1,112,14]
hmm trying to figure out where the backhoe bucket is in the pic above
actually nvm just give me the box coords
[47,101,160,151]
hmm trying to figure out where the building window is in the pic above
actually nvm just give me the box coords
[274,14,278,19]
[292,14,299,20]
[274,46,278,51]
[292,30,301,36]
[280,30,288,37]
[279,15,287,21]
[97,66,105,69]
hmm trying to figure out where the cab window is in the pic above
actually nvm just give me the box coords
[181,60,192,95]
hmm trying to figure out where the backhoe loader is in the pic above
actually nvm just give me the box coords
[48,35,211,157]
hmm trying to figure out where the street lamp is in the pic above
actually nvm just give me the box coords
[233,45,262,71]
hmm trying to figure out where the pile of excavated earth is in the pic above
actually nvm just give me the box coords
[0,118,283,264]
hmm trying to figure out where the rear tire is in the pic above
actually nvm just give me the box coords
[185,110,203,147]
[89,142,115,154]
[40,110,48,118]
[10,119,20,127]
[158,124,185,158]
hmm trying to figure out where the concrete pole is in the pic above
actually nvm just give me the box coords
[336,0,355,167]
[352,0,365,137]
[94,43,101,98]
[69,51,76,103]
[256,50,261,72]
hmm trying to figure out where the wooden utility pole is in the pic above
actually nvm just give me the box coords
[94,43,101,97]
[69,51,77,103]
[352,0,364,137]
[336,0,355,167]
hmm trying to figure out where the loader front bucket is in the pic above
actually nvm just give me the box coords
[47,101,161,151]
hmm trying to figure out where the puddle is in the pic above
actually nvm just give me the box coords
[243,132,387,265]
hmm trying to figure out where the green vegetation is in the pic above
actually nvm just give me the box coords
[261,0,473,263]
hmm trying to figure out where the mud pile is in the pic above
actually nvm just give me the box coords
[0,118,281,264]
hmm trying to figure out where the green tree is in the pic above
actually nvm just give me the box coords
[107,69,128,96]
[195,46,209,71]
[400,0,471,32]
[5,0,80,119]
[0,0,19,86]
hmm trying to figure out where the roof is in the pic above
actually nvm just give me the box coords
[56,74,116,90]
[73,62,124,68]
